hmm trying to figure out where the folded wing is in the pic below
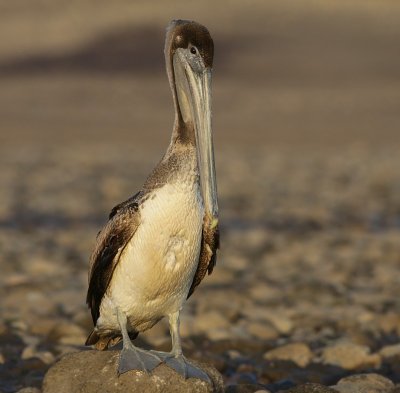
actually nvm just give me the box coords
[86,192,142,324]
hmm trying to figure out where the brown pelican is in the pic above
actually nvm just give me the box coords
[85,19,219,381]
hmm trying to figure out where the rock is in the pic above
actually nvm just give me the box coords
[11,319,29,332]
[226,371,258,385]
[21,345,39,360]
[283,383,337,392]
[225,385,271,393]
[247,321,279,340]
[21,345,55,365]
[377,312,400,334]
[240,304,293,334]
[194,310,233,341]
[21,334,40,347]
[16,388,42,393]
[207,328,233,341]
[195,311,230,333]
[331,373,394,393]
[140,318,169,347]
[46,321,87,346]
[42,350,224,393]
[229,255,250,272]
[321,342,381,370]
[284,383,337,393]
[379,343,400,359]
[263,343,313,367]
[29,317,58,336]
[264,313,293,335]
[249,284,278,303]
[25,290,57,316]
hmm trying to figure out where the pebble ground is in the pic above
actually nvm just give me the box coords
[1,144,400,392]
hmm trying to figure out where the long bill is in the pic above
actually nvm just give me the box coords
[174,55,219,226]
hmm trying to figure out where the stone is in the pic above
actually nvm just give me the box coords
[42,350,224,393]
[16,388,42,393]
[195,311,230,333]
[283,383,337,392]
[207,328,233,341]
[225,385,271,393]
[241,308,293,335]
[331,373,395,393]
[29,317,58,336]
[21,345,55,365]
[263,343,313,367]
[26,290,57,316]
[229,255,250,271]
[47,321,87,346]
[264,313,293,335]
[379,343,400,359]
[140,318,169,347]
[321,342,381,370]
[247,322,278,340]
[377,313,400,334]
[21,345,38,360]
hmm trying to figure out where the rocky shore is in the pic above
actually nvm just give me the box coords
[1,145,400,392]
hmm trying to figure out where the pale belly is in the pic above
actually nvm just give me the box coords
[97,182,203,333]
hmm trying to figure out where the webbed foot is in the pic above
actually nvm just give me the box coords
[118,346,163,375]
[163,354,211,382]
[149,349,174,361]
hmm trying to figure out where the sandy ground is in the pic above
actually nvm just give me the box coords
[1,1,400,392]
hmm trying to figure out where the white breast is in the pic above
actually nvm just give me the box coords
[98,181,203,333]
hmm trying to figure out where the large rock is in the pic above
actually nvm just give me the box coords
[321,342,381,370]
[331,373,395,393]
[42,350,224,393]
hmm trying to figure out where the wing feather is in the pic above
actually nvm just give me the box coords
[86,194,141,324]
[187,219,220,298]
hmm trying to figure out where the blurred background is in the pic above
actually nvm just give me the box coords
[1,0,400,149]
[1,1,400,392]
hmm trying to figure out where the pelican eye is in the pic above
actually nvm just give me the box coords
[190,46,197,55]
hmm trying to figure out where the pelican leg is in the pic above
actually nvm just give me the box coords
[151,311,210,382]
[117,309,162,375]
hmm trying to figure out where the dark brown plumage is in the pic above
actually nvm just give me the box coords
[86,192,141,326]
[188,217,220,298]
[167,20,214,68]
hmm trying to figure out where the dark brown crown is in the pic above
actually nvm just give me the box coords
[166,20,214,68]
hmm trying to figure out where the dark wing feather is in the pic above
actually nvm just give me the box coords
[187,220,220,298]
[108,191,141,219]
[86,194,142,324]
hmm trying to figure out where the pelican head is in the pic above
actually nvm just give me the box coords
[165,19,218,226]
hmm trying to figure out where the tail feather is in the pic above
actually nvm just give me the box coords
[85,329,138,350]
[85,329,100,346]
